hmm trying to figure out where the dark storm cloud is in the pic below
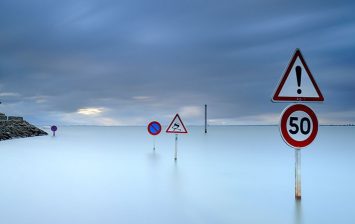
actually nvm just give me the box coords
[0,0,354,125]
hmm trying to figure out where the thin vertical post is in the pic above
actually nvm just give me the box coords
[204,104,207,134]
[174,134,178,161]
[153,136,156,151]
[295,149,301,199]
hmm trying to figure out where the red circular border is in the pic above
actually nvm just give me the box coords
[280,104,318,149]
[147,121,162,136]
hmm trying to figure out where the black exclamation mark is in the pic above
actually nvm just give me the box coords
[296,66,302,94]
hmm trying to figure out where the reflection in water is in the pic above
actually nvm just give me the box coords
[172,161,182,196]
[147,150,160,168]
[2,126,352,224]
[294,200,303,224]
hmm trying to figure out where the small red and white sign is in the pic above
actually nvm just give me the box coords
[272,49,324,102]
[166,114,188,134]
[280,104,318,149]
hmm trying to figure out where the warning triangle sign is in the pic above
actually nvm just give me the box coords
[166,114,188,134]
[272,49,324,102]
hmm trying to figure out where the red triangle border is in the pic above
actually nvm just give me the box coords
[166,114,188,134]
[272,49,324,102]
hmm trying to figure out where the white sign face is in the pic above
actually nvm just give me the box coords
[166,114,188,134]
[285,110,312,142]
[279,57,319,98]
[272,49,324,102]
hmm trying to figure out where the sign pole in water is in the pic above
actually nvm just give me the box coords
[166,114,188,161]
[280,104,318,199]
[295,149,301,199]
[272,49,323,200]
[147,121,162,151]
[205,104,207,134]
[175,134,178,160]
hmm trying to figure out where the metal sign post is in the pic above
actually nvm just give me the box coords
[295,149,301,199]
[175,134,178,161]
[153,136,156,151]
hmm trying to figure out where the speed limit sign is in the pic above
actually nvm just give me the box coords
[280,104,318,149]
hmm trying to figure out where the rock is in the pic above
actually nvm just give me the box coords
[0,113,48,141]
[8,116,24,121]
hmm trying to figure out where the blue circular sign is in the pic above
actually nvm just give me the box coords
[51,125,57,132]
[147,121,162,136]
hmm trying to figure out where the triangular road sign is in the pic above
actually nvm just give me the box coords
[166,114,188,134]
[272,49,324,102]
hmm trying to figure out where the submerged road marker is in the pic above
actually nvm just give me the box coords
[166,114,188,161]
[51,125,57,137]
[147,121,162,150]
[272,49,323,200]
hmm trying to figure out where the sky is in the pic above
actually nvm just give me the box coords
[0,0,354,126]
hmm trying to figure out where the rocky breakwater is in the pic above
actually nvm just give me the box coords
[0,113,48,141]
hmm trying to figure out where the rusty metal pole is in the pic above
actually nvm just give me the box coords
[204,104,207,134]
[295,149,301,199]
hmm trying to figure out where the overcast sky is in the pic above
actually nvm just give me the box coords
[0,0,354,125]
